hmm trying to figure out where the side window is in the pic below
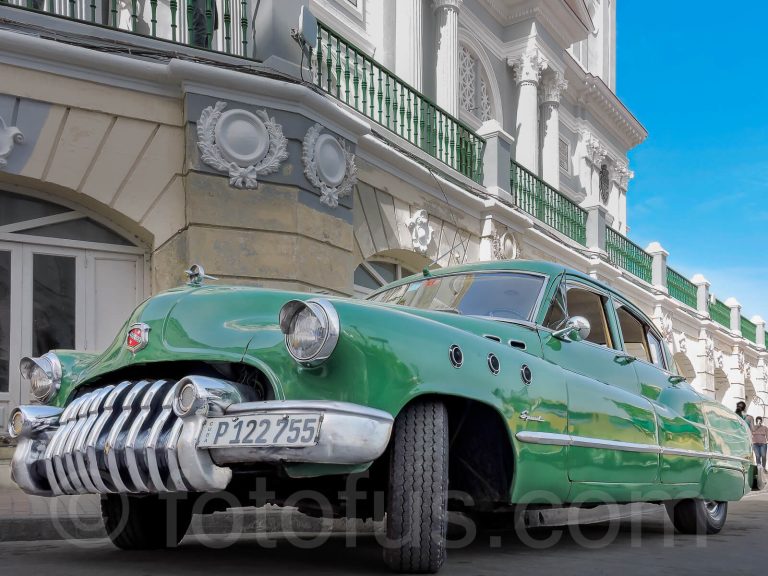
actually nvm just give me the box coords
[615,304,667,369]
[564,285,613,347]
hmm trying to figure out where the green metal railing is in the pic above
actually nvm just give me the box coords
[605,227,652,283]
[709,299,731,329]
[509,160,587,245]
[3,0,250,56]
[666,267,697,309]
[315,22,485,183]
[741,316,757,344]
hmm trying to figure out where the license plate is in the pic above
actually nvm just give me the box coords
[197,413,322,448]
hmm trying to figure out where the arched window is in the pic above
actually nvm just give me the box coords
[459,44,493,123]
[0,189,146,414]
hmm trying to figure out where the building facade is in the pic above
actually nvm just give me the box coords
[0,0,766,424]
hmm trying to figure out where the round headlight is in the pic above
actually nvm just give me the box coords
[8,409,24,438]
[19,353,62,403]
[279,299,340,366]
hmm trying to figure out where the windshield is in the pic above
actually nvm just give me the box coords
[368,272,545,322]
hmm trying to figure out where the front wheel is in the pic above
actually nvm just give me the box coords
[664,498,727,535]
[102,494,194,550]
[383,400,449,573]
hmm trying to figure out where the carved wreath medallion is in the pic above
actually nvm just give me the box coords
[197,101,288,189]
[0,115,23,169]
[302,123,358,208]
[407,209,434,255]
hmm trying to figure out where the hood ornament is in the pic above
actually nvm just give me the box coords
[185,264,218,287]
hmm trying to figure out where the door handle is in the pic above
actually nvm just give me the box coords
[614,354,636,365]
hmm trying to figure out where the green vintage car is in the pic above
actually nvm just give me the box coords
[9,260,755,572]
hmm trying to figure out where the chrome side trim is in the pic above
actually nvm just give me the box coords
[514,431,571,446]
[515,431,753,464]
[569,435,661,454]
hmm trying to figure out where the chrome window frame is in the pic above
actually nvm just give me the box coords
[610,295,669,372]
[538,277,620,351]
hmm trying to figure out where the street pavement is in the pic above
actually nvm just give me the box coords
[1,491,766,575]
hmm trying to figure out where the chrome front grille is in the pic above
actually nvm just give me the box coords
[42,380,185,495]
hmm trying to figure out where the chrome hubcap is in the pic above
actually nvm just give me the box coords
[704,499,723,518]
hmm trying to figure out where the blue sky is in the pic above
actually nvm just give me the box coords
[617,2,768,320]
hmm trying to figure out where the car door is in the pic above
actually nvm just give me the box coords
[540,277,659,487]
[612,297,709,485]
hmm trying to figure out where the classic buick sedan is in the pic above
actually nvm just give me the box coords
[9,260,755,573]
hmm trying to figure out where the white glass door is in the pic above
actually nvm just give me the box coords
[0,242,22,413]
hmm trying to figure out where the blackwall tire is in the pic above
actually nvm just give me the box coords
[664,498,727,535]
[102,494,193,550]
[383,400,449,574]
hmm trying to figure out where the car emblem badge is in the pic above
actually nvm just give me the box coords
[126,323,151,355]
[519,410,545,422]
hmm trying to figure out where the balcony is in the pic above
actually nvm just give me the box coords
[1,4,486,182]
[509,160,587,245]
[2,0,252,56]
[666,266,697,309]
[314,22,485,183]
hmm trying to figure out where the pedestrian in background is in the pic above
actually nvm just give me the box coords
[736,401,755,429]
[752,416,768,472]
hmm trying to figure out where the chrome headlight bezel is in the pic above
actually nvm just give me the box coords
[19,352,62,403]
[279,298,340,367]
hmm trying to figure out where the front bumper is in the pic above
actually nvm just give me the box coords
[11,377,394,497]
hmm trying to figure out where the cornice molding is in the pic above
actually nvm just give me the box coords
[477,0,590,48]
[564,52,647,149]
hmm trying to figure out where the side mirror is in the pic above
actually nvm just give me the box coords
[552,316,591,342]
[668,375,687,385]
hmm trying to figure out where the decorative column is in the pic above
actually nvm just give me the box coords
[580,129,608,207]
[432,0,462,115]
[539,72,567,187]
[727,346,747,406]
[695,329,716,398]
[396,0,424,90]
[612,161,633,233]
[692,274,710,317]
[512,48,547,172]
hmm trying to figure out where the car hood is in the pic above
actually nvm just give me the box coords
[67,284,540,395]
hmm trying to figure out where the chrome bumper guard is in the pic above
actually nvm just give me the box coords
[11,377,394,497]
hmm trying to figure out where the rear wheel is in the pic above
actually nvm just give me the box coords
[102,494,193,549]
[664,498,727,535]
[383,400,449,573]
